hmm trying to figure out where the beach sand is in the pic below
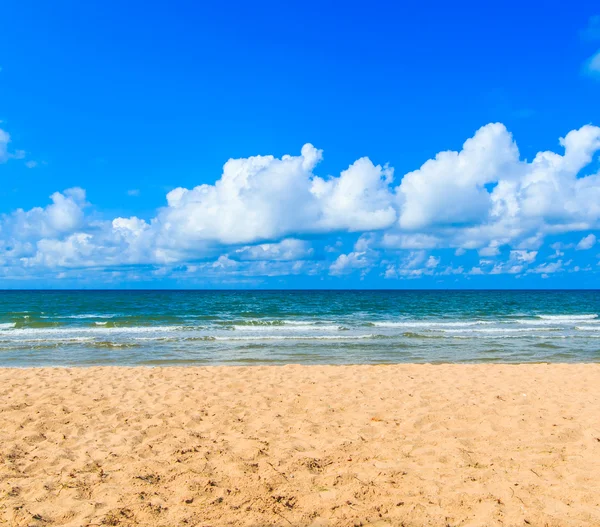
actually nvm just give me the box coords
[1,365,599,526]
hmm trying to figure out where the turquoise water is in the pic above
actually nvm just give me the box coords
[0,290,599,366]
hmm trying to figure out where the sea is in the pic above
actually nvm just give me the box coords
[0,290,599,366]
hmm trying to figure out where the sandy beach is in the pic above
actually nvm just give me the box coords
[1,364,599,526]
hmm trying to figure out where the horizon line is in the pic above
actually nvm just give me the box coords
[0,288,599,292]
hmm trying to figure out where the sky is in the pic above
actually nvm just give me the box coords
[0,1,600,289]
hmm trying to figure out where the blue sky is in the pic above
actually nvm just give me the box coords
[1,1,600,288]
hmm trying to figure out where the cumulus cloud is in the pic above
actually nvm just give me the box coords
[151,144,395,249]
[2,122,600,284]
[3,188,87,241]
[394,123,600,252]
[23,233,96,269]
[329,252,372,276]
[397,123,519,230]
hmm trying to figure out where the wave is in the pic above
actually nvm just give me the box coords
[12,320,65,329]
[533,342,563,349]
[63,314,116,319]
[442,327,560,333]
[402,331,444,339]
[449,334,567,340]
[0,323,16,330]
[514,318,599,326]
[536,314,597,321]
[575,326,600,331]
[6,325,186,336]
[218,319,328,327]
[370,320,493,328]
[90,341,141,349]
[212,334,379,341]
[1,336,96,343]
[231,324,344,332]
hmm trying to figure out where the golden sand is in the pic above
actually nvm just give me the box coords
[1,364,600,526]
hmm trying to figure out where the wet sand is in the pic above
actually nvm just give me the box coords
[1,364,600,526]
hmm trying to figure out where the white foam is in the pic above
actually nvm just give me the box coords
[229,320,324,327]
[0,323,16,330]
[536,314,597,321]
[576,326,600,331]
[8,325,184,336]
[451,334,567,340]
[62,314,116,319]
[513,318,592,326]
[13,337,96,343]
[213,334,376,341]
[232,324,342,332]
[442,327,560,334]
[372,320,492,328]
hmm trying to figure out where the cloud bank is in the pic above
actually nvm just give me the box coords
[1,123,600,284]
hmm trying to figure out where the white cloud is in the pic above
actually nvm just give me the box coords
[583,50,600,78]
[153,144,396,249]
[353,234,376,252]
[425,255,440,268]
[0,129,9,163]
[234,239,313,261]
[403,251,427,269]
[383,251,440,279]
[439,265,464,275]
[392,123,600,252]
[576,233,596,250]
[0,127,30,165]
[397,123,519,230]
[510,250,537,263]
[381,232,440,249]
[3,122,600,283]
[479,243,501,257]
[213,255,238,270]
[23,233,96,268]
[329,251,371,276]
[325,240,343,253]
[528,260,564,275]
[471,249,538,276]
[312,158,396,232]
[127,189,140,196]
[3,188,87,240]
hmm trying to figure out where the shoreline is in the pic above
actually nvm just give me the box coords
[2,364,600,526]
[2,360,600,368]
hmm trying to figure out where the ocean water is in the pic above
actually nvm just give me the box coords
[0,290,599,366]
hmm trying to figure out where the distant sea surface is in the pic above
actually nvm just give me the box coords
[0,290,599,366]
